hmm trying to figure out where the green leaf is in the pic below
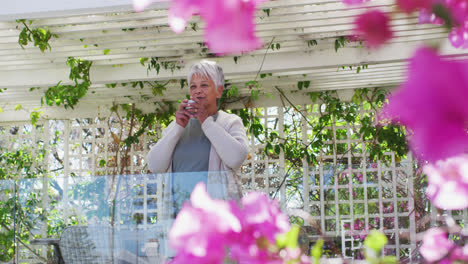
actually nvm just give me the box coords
[14,104,22,111]
[311,239,324,264]
[298,81,303,90]
[334,39,340,52]
[98,159,106,167]
[0,107,3,113]
[433,3,455,28]
[274,144,281,154]
[38,28,47,36]
[276,225,300,249]
[140,57,149,65]
[30,110,43,126]
[307,39,318,47]
[103,49,110,55]
[381,256,398,264]
[251,89,259,101]
[364,230,388,253]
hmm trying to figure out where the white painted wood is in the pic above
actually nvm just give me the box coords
[0,0,169,21]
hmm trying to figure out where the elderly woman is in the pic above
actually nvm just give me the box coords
[147,60,249,205]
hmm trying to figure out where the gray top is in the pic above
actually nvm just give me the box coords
[172,113,218,172]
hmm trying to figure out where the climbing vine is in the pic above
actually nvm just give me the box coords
[41,57,92,109]
[230,87,407,170]
[17,19,58,53]
[0,137,49,262]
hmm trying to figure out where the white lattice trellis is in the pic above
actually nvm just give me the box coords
[0,102,420,262]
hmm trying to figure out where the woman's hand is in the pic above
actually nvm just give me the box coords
[175,99,193,128]
[191,98,211,124]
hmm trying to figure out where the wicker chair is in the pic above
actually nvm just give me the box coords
[59,226,113,264]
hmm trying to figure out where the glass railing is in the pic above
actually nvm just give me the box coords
[0,162,427,263]
[1,171,231,264]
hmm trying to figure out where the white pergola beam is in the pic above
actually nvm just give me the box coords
[0,0,396,30]
[0,39,463,88]
[0,0,169,21]
[0,29,449,66]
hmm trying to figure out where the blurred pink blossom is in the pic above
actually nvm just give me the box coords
[420,228,453,262]
[230,192,290,263]
[396,0,431,13]
[240,192,290,242]
[281,248,312,264]
[444,0,468,26]
[169,183,307,263]
[415,0,468,25]
[168,0,266,54]
[353,219,364,230]
[383,203,394,213]
[424,154,468,210]
[420,228,468,263]
[356,173,364,183]
[132,0,154,12]
[353,9,394,49]
[418,8,445,24]
[379,47,468,163]
[449,24,468,48]
[169,183,241,263]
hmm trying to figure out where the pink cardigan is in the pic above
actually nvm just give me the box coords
[146,110,249,199]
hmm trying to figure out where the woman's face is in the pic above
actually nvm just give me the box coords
[189,74,223,109]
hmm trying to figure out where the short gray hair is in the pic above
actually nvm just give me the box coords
[187,60,225,88]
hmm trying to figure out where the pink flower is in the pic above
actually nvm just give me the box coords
[168,0,266,55]
[379,47,468,163]
[353,9,394,49]
[396,0,431,13]
[281,248,312,264]
[342,0,370,5]
[420,228,468,263]
[449,24,468,48]
[132,0,154,12]
[418,8,445,24]
[169,183,300,263]
[420,228,453,262]
[444,0,468,26]
[230,192,290,263]
[356,173,363,183]
[383,203,394,213]
[169,183,241,263]
[240,192,290,242]
[424,154,468,210]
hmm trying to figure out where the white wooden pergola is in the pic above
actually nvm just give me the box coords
[1,0,467,121]
[0,0,466,262]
